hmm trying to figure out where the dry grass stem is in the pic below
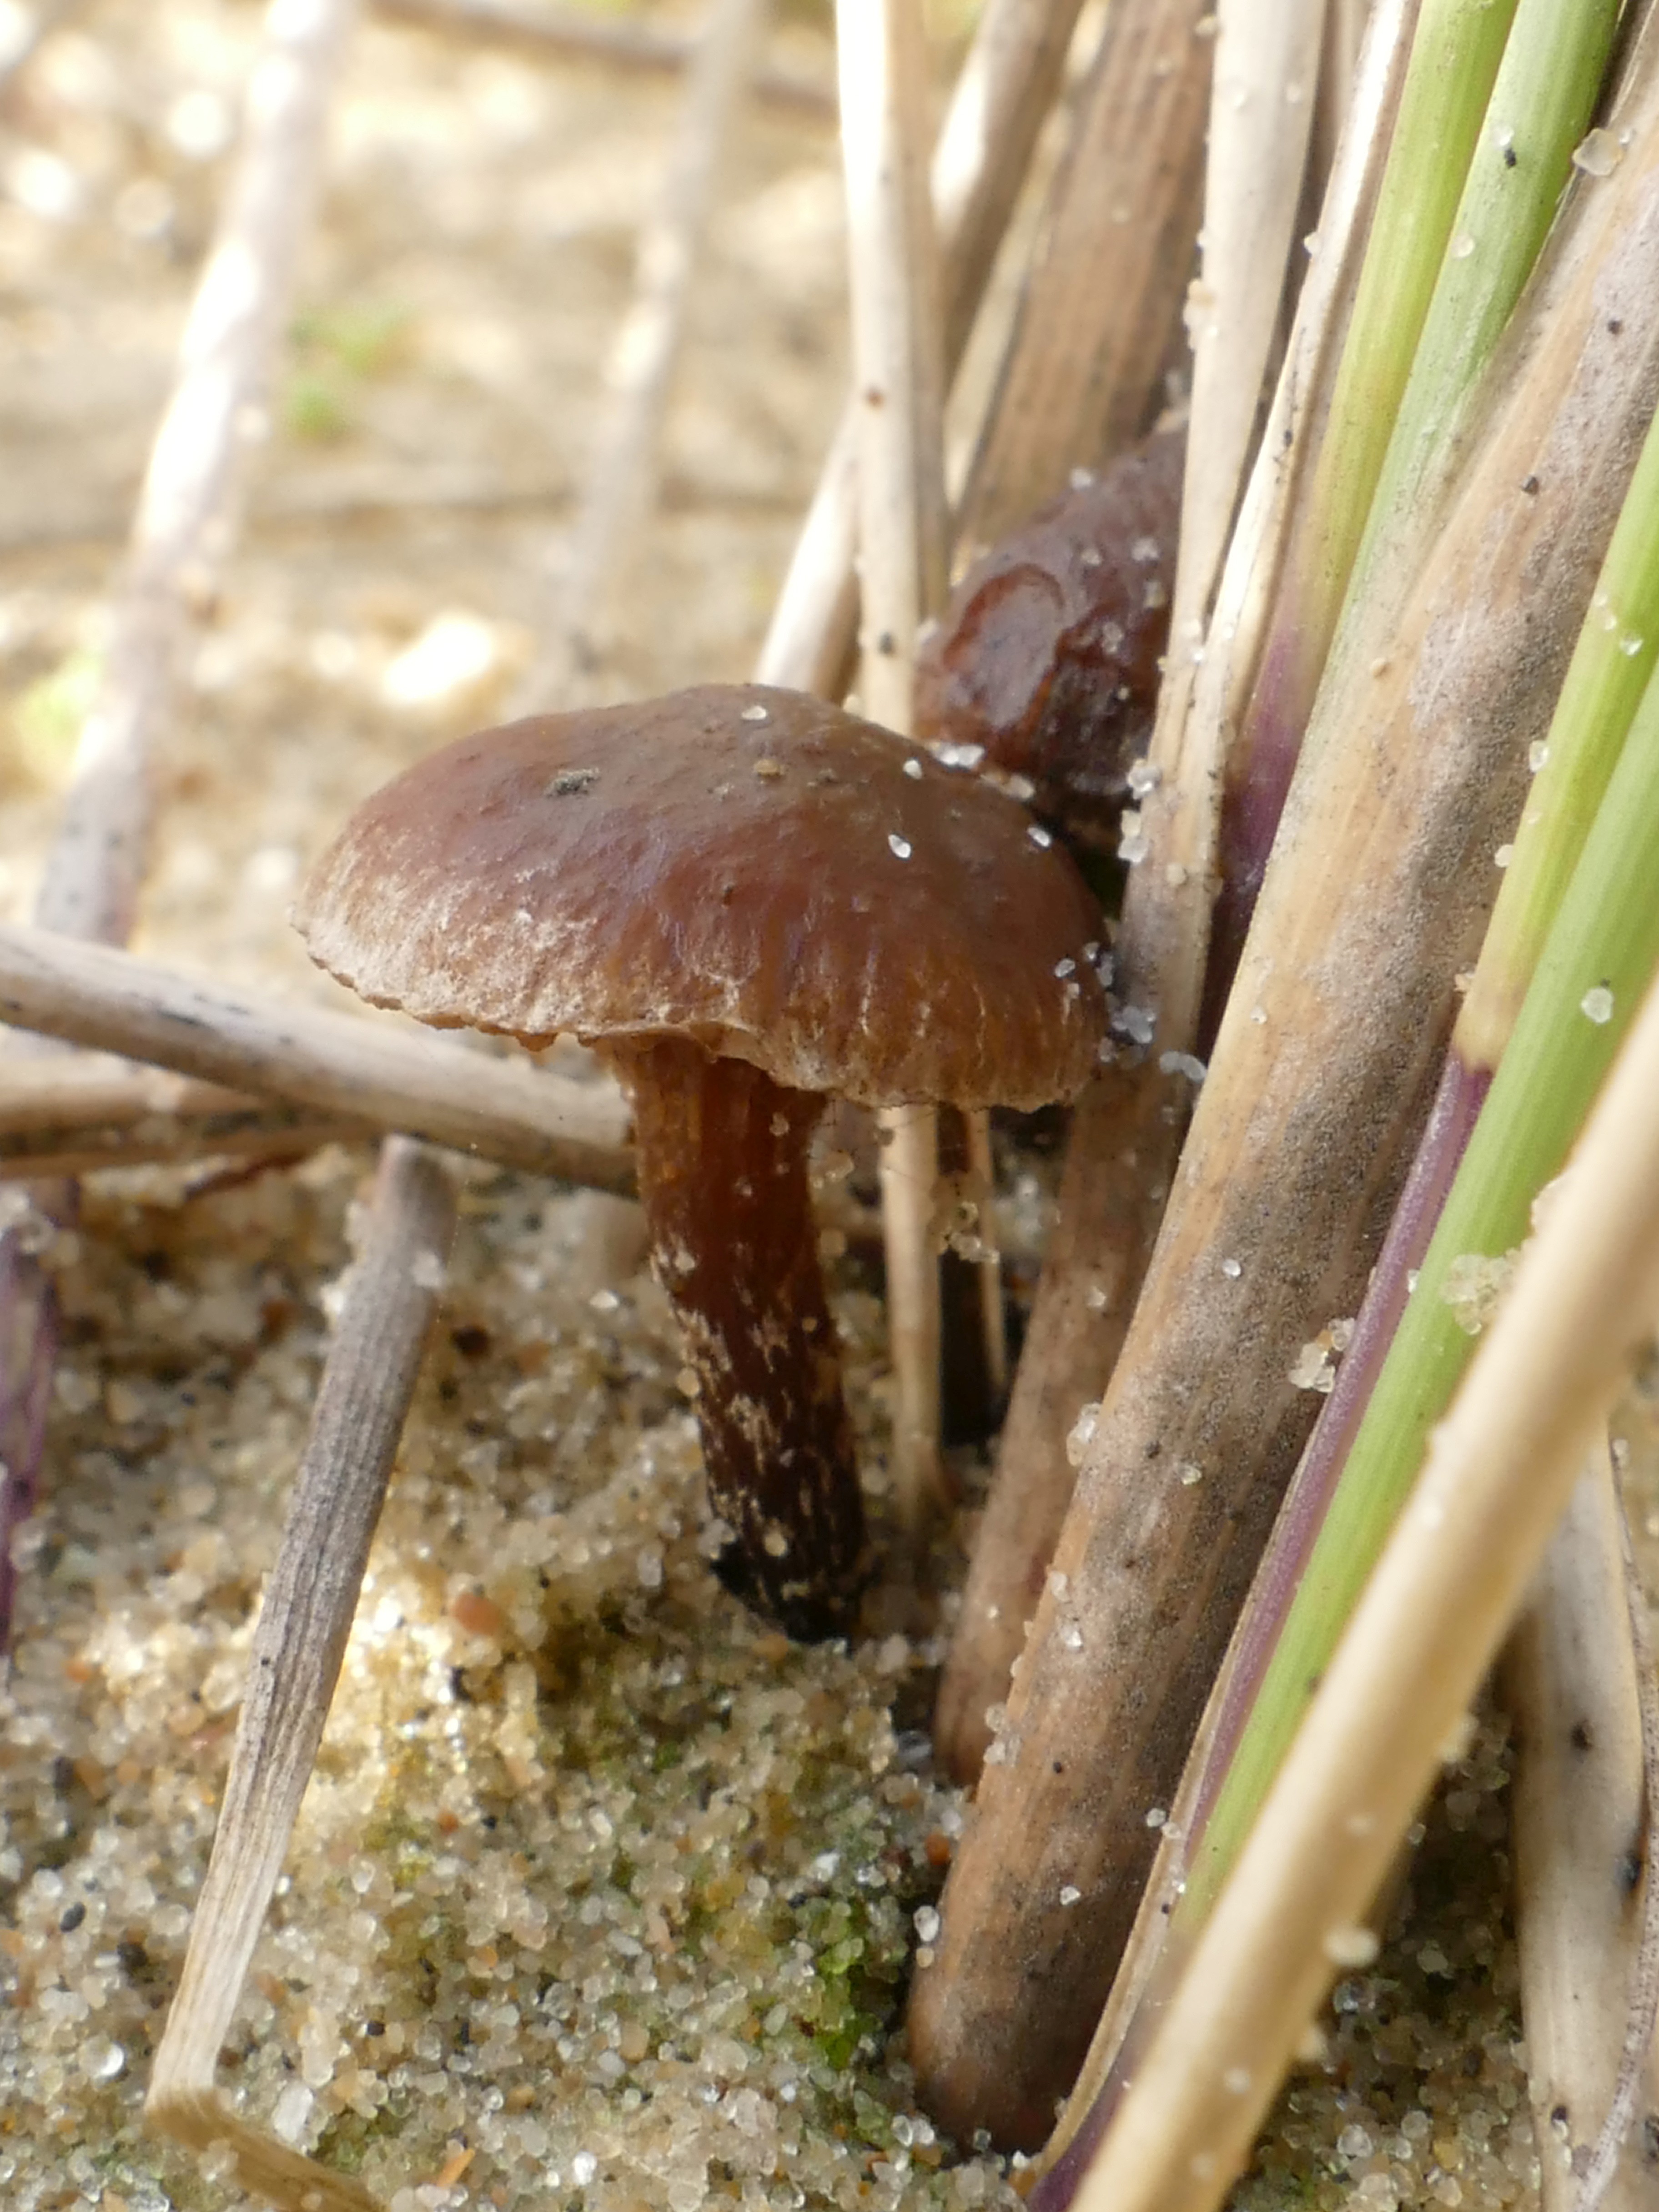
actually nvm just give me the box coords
[0,919,635,1194]
[910,20,1659,2141]
[1506,1451,1659,2212]
[1064,957,1659,2212]
[838,0,952,1528]
[374,0,834,114]
[933,0,1413,1782]
[757,0,1086,696]
[953,0,1213,560]
[1170,0,1325,649]
[146,1138,456,2212]
[514,0,766,704]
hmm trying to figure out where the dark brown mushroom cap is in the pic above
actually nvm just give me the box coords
[296,683,1108,1111]
[915,428,1183,850]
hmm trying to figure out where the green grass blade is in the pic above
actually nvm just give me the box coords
[1342,0,1621,633]
[1191,649,1659,1916]
[1284,0,1518,696]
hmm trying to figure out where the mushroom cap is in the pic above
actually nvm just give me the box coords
[915,428,1182,851]
[295,684,1109,1111]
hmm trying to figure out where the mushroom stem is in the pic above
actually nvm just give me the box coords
[607,1033,868,1640]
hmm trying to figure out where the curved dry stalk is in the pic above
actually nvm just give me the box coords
[0,920,634,1194]
[147,1138,455,2212]
[934,0,1408,1781]
[1062,960,1659,2212]
[910,44,1659,2144]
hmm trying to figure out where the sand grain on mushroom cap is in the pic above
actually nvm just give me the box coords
[297,682,1108,1636]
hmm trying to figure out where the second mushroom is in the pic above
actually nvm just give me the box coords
[296,683,1108,1639]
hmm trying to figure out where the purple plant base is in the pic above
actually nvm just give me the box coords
[1029,1049,1490,2212]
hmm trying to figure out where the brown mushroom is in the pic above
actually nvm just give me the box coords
[915,428,1184,855]
[294,683,1107,1639]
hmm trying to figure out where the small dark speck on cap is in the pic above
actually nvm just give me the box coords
[1521,474,1540,495]
[548,767,600,796]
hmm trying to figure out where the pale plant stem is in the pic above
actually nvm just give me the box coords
[757,0,1086,695]
[1063,955,1659,2212]
[1171,0,1325,651]
[1572,1479,1659,2212]
[837,0,953,1529]
[147,1139,455,2212]
[514,0,766,706]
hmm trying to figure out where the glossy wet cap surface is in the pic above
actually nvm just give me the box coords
[297,683,1109,1111]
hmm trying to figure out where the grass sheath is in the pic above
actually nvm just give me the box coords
[1506,1451,1658,2212]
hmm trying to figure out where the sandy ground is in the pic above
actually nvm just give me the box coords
[0,4,1624,2211]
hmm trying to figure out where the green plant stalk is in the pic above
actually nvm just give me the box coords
[1462,421,1659,1060]
[1194,385,1659,1890]
[1297,0,1516,640]
[1341,0,1621,641]
[1188,651,1659,1922]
